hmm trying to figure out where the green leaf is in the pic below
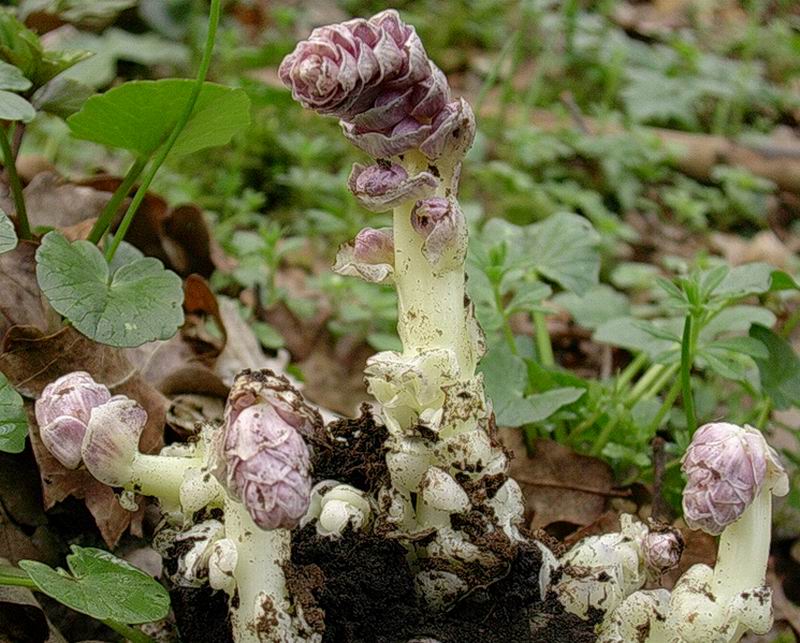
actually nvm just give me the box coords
[36,232,184,348]
[499,387,585,426]
[0,61,31,91]
[0,372,27,453]
[20,546,170,624]
[621,68,704,127]
[480,341,584,426]
[749,324,800,410]
[707,335,768,360]
[553,284,630,330]
[0,90,35,122]
[770,270,800,292]
[58,28,189,88]
[526,212,600,295]
[68,79,251,157]
[0,10,91,87]
[594,317,680,358]
[0,208,17,254]
[32,76,94,119]
[715,262,773,299]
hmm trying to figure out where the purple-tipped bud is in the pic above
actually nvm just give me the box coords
[347,162,436,212]
[214,370,319,531]
[354,162,407,194]
[278,10,429,121]
[281,11,473,161]
[410,197,467,266]
[334,227,394,283]
[35,371,112,469]
[681,422,788,535]
[82,396,148,487]
[642,525,684,575]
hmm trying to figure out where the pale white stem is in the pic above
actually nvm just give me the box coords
[392,199,472,375]
[128,454,202,508]
[713,485,771,604]
[224,496,292,643]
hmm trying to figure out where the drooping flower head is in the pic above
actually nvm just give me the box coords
[681,422,788,535]
[35,371,112,469]
[214,370,319,530]
[280,10,474,160]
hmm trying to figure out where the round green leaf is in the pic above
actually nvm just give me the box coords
[67,79,251,157]
[0,90,35,122]
[20,546,170,624]
[0,208,17,254]
[36,231,184,348]
[0,61,31,91]
[0,372,27,453]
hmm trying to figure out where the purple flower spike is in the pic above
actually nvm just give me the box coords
[347,162,437,212]
[681,422,788,535]
[215,370,320,531]
[278,10,429,121]
[281,10,473,161]
[411,197,467,266]
[642,526,684,575]
[35,371,111,469]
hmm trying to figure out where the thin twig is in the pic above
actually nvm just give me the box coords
[559,90,591,134]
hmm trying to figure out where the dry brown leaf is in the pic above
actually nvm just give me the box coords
[21,172,110,230]
[500,431,618,532]
[215,297,290,386]
[0,242,53,339]
[130,276,229,398]
[711,230,800,270]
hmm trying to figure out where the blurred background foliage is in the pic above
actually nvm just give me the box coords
[13,0,800,528]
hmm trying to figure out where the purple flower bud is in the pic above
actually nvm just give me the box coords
[278,10,429,121]
[333,228,395,283]
[410,197,467,266]
[347,162,437,212]
[82,396,148,486]
[282,11,474,161]
[642,526,684,575]
[35,371,111,469]
[214,370,319,531]
[681,422,788,535]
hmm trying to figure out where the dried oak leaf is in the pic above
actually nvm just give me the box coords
[0,326,166,546]
[500,430,616,533]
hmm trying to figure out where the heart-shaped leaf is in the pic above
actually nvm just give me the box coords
[36,231,184,348]
[19,546,170,624]
[0,208,17,254]
[0,372,27,453]
[67,79,250,157]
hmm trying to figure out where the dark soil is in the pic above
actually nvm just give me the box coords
[308,404,391,493]
[288,524,598,643]
[168,412,599,643]
[170,586,231,643]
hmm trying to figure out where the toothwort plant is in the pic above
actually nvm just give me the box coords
[281,9,533,602]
